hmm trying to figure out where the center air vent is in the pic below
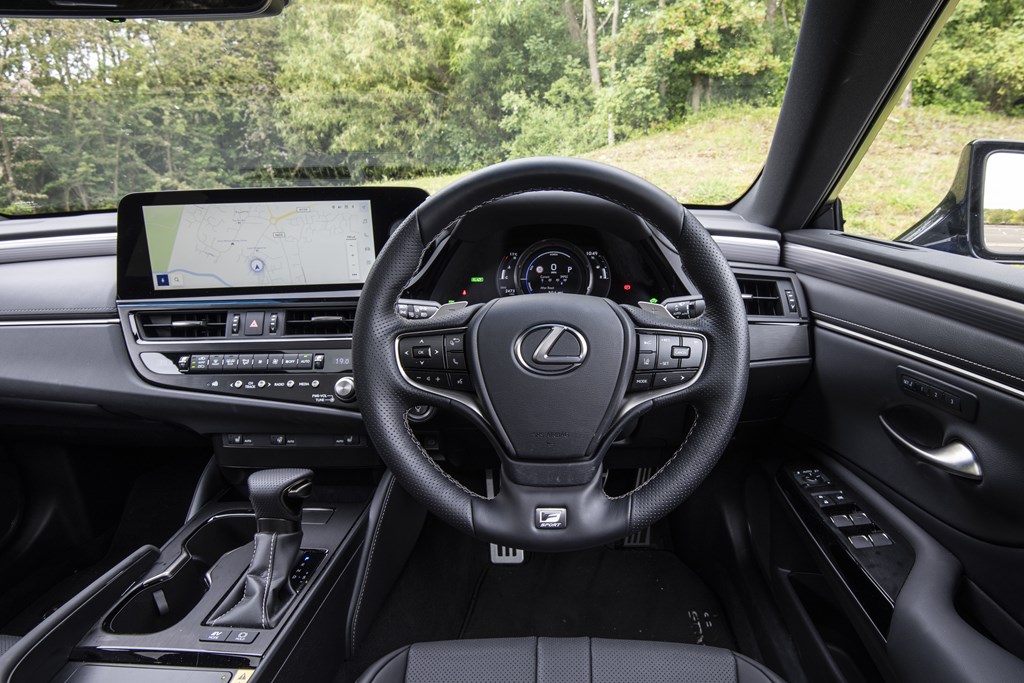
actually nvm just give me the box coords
[737,278,784,317]
[284,307,356,336]
[136,311,228,339]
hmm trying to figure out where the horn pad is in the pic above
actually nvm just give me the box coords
[468,294,631,462]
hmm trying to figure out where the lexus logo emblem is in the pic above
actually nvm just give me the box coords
[514,324,588,375]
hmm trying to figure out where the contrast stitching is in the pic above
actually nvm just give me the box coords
[209,534,259,625]
[402,412,482,498]
[588,637,594,683]
[534,636,539,683]
[814,311,1024,385]
[261,532,277,629]
[350,476,396,653]
[607,408,701,500]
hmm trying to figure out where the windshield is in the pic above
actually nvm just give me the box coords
[0,1,800,216]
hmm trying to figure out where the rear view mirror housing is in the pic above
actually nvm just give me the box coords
[896,139,1024,262]
[0,0,286,21]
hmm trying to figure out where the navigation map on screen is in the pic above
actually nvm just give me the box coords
[143,199,375,291]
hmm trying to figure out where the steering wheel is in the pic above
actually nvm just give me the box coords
[353,158,748,551]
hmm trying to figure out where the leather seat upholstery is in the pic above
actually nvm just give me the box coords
[356,637,784,683]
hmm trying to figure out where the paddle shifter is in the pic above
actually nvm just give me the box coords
[208,468,313,629]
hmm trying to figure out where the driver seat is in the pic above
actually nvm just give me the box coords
[356,637,784,683]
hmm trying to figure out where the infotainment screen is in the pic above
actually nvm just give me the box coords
[116,187,428,300]
[143,200,375,291]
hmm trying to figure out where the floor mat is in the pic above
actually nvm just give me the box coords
[338,518,735,682]
[460,548,735,648]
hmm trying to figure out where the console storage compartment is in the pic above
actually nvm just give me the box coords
[105,514,255,634]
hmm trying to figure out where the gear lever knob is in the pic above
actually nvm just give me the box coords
[247,468,314,533]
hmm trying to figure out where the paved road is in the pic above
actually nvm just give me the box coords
[986,224,1024,254]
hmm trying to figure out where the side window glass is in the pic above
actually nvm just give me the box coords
[840,0,1024,263]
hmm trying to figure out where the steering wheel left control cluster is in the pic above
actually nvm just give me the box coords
[397,329,474,392]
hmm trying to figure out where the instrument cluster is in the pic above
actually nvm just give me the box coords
[496,240,611,297]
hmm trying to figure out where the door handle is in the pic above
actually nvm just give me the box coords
[878,415,982,480]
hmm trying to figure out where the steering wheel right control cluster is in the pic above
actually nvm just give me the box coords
[397,329,474,392]
[629,330,705,392]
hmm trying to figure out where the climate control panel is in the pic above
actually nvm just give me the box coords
[136,348,355,408]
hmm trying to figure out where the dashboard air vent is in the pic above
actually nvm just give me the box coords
[136,311,228,339]
[284,307,356,336]
[737,278,784,317]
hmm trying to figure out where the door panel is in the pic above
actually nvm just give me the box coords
[782,234,1024,640]
[790,283,1024,545]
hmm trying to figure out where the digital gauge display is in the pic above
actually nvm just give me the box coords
[497,240,611,297]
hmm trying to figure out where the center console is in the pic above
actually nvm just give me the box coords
[29,189,432,681]
[0,469,373,683]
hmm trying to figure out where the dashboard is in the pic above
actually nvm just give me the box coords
[0,185,808,469]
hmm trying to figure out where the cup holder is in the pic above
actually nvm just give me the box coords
[105,514,255,634]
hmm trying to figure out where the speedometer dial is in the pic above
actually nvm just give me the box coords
[521,248,585,294]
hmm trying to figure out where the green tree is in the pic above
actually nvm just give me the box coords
[275,0,473,180]
[915,0,1024,113]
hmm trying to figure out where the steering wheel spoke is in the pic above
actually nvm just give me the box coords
[473,469,628,552]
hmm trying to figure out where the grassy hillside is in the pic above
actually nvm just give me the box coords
[387,105,1024,241]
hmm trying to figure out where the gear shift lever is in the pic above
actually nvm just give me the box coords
[208,468,313,629]
[250,468,313,533]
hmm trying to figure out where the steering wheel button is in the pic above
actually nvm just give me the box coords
[411,371,449,388]
[413,346,431,358]
[637,334,657,352]
[445,334,465,351]
[670,346,691,359]
[636,352,656,370]
[629,374,653,392]
[653,371,693,388]
[446,351,466,370]
[656,335,681,369]
[679,338,704,368]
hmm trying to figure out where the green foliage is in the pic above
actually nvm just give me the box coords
[915,0,1024,113]
[500,73,605,157]
[0,18,283,212]
[985,208,1024,226]
[0,0,1018,216]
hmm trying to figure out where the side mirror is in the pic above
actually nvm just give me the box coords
[980,150,1024,259]
[896,139,1024,262]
